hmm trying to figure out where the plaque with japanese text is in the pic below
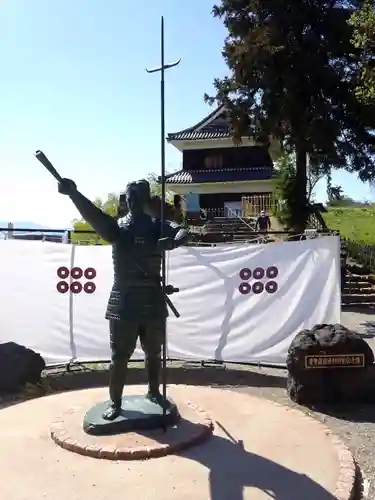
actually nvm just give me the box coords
[304,354,365,369]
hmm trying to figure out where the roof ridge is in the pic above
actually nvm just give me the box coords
[167,105,226,139]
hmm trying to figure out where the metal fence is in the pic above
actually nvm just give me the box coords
[242,193,276,217]
[0,227,91,245]
[198,195,276,220]
[1,226,333,247]
[0,226,68,242]
[343,238,375,271]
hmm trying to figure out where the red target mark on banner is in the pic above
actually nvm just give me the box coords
[239,282,251,295]
[71,267,83,279]
[253,267,265,280]
[84,267,97,280]
[252,281,264,294]
[265,281,278,294]
[56,266,97,294]
[84,282,96,294]
[70,281,83,294]
[239,268,252,280]
[238,264,279,296]
[56,281,69,293]
[57,266,69,279]
[266,266,278,279]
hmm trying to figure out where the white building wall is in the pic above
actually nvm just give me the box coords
[168,180,274,196]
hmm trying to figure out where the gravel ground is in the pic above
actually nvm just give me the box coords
[0,361,373,498]
[29,360,372,499]
[1,307,374,498]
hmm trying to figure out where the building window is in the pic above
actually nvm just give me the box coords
[204,155,223,169]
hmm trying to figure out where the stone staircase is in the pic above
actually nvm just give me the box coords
[342,263,375,306]
[199,216,286,242]
[203,217,257,242]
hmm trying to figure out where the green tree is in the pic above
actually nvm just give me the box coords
[205,0,375,232]
[349,0,375,104]
[146,172,174,201]
[274,153,297,227]
[275,152,328,227]
[71,193,119,245]
[327,185,344,202]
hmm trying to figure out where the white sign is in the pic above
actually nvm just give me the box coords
[0,237,340,366]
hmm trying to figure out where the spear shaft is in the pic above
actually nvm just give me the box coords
[146,16,181,431]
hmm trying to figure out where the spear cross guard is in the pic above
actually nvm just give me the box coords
[146,16,181,432]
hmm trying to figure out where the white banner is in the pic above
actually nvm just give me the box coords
[71,245,145,362]
[167,238,341,364]
[0,240,72,365]
[0,236,341,366]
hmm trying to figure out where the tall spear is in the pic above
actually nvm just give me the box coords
[146,16,181,430]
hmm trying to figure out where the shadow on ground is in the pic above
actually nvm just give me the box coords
[0,363,287,411]
[311,403,375,423]
[4,363,375,427]
[342,305,375,313]
[138,420,339,500]
[46,363,287,393]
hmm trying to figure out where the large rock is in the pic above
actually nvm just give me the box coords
[0,342,45,393]
[286,324,374,405]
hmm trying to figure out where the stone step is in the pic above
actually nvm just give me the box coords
[343,287,375,295]
[346,263,372,275]
[342,294,375,304]
[205,226,252,230]
[346,275,372,284]
[206,228,256,232]
[346,281,372,288]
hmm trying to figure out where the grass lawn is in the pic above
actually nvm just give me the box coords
[323,205,375,245]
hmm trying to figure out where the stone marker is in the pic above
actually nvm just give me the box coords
[286,323,374,405]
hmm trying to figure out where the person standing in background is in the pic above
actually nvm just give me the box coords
[255,210,271,233]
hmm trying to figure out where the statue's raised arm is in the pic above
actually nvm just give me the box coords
[58,178,120,243]
[157,221,190,252]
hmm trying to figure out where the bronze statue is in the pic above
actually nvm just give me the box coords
[58,177,189,421]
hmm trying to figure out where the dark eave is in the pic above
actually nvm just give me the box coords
[165,167,274,185]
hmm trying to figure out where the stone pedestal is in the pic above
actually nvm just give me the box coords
[83,395,180,436]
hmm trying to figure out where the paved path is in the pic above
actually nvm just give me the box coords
[341,307,375,353]
[0,385,355,500]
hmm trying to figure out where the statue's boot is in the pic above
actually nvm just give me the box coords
[102,360,128,420]
[146,354,170,408]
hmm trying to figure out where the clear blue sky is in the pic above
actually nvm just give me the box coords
[0,0,373,227]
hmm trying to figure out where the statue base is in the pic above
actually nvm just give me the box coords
[83,395,180,436]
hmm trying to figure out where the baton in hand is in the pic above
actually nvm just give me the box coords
[34,150,63,183]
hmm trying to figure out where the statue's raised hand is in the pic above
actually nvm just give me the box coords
[158,237,175,252]
[58,178,77,196]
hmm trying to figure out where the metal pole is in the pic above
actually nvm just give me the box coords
[146,16,181,431]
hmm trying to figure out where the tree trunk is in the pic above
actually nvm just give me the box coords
[293,145,308,233]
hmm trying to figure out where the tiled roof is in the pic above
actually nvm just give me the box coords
[168,129,230,141]
[165,167,274,184]
[167,106,237,142]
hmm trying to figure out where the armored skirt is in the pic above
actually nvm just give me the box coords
[105,283,168,321]
[105,238,168,321]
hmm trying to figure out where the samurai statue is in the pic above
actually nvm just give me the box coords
[58,177,189,420]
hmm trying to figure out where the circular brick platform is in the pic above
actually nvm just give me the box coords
[0,385,357,500]
[50,389,213,460]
